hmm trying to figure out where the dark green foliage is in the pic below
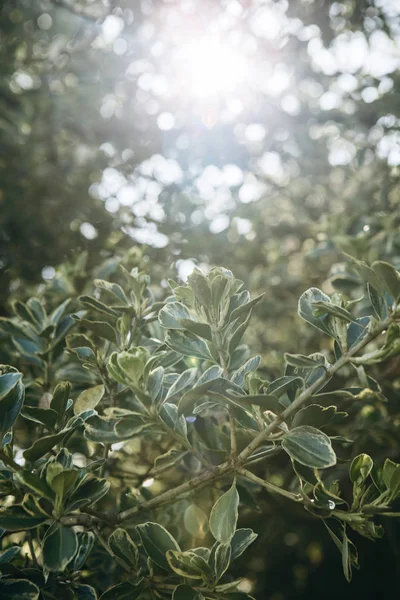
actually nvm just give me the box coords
[0,255,399,598]
[1,1,400,598]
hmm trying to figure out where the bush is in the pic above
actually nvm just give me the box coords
[0,252,400,599]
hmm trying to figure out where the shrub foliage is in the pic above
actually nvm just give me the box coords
[0,253,400,599]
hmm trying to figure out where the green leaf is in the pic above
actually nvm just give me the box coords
[0,371,22,401]
[284,353,327,369]
[94,279,129,304]
[183,504,209,537]
[21,406,58,429]
[228,313,251,354]
[48,298,72,326]
[217,593,255,600]
[165,368,198,402]
[78,319,117,344]
[231,356,261,387]
[73,584,98,600]
[383,459,400,501]
[179,377,247,415]
[343,254,382,291]
[112,348,149,387]
[159,302,191,329]
[367,284,388,320]
[383,458,397,489]
[298,288,335,337]
[109,528,139,569]
[181,321,213,344]
[84,415,123,444]
[0,579,40,600]
[166,549,213,580]
[350,454,373,485]
[50,381,71,427]
[229,293,264,322]
[15,470,55,501]
[79,295,119,317]
[66,333,95,352]
[197,365,223,385]
[210,542,231,581]
[0,367,25,436]
[50,468,79,501]
[72,531,95,571]
[209,481,239,544]
[42,524,78,571]
[67,475,110,509]
[172,284,195,306]
[0,546,20,563]
[312,300,357,324]
[372,261,400,301]
[114,415,149,440]
[285,353,331,400]
[148,366,164,403]
[12,299,35,322]
[0,505,46,531]
[74,384,105,415]
[26,297,46,325]
[165,330,214,361]
[159,402,187,440]
[137,522,180,570]
[173,585,204,600]
[232,394,279,412]
[100,583,144,600]
[291,405,343,429]
[187,269,212,309]
[153,449,188,472]
[230,528,258,561]
[22,492,51,518]
[282,426,336,469]
[323,521,359,582]
[23,429,71,463]
[267,376,304,398]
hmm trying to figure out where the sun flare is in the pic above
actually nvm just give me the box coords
[177,38,247,99]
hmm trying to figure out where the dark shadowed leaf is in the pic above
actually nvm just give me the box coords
[0,505,46,531]
[230,529,258,561]
[109,528,139,569]
[137,522,180,570]
[100,582,144,600]
[0,579,40,600]
[372,261,400,301]
[42,524,78,571]
[72,532,95,572]
[173,585,204,600]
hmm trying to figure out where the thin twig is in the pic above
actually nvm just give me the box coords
[238,467,302,502]
[28,533,39,568]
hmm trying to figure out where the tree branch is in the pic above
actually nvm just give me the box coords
[61,311,397,528]
[237,312,396,463]
[238,467,302,502]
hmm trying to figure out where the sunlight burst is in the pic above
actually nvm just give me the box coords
[179,38,247,99]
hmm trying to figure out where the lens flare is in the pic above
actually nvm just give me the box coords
[179,38,247,99]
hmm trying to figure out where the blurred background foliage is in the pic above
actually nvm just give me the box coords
[0,0,400,598]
